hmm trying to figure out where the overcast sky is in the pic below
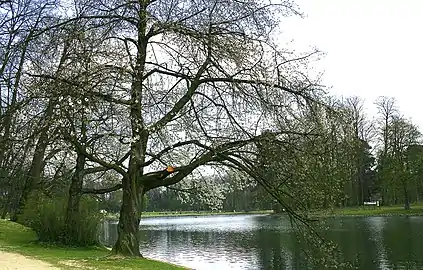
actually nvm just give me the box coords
[280,0,423,129]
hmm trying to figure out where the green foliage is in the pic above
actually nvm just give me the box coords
[293,221,351,269]
[19,194,101,246]
[142,193,148,211]
[98,190,123,213]
[254,117,353,211]
[63,198,102,246]
[375,116,422,206]
[253,98,380,212]
[146,188,192,211]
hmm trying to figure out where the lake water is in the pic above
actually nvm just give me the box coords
[100,214,423,269]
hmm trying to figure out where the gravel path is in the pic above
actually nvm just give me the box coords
[0,251,58,270]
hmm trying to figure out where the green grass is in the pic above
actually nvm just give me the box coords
[0,219,187,269]
[310,203,423,218]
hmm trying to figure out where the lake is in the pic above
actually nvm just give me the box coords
[100,214,423,269]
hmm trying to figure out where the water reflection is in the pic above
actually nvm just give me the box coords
[365,217,389,269]
[100,215,423,270]
[382,217,423,270]
[138,215,272,270]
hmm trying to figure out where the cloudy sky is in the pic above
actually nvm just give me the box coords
[280,0,423,129]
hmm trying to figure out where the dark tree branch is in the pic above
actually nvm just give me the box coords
[26,73,132,105]
[83,166,109,174]
[82,183,123,194]
[165,186,197,194]
[66,133,127,177]
[142,140,203,167]
[142,133,283,191]
[148,34,213,132]
[199,77,314,102]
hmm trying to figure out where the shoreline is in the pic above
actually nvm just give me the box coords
[309,204,423,218]
[0,219,187,270]
[103,205,423,222]
[105,210,274,220]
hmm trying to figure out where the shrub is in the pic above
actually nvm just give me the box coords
[62,197,102,246]
[20,194,102,246]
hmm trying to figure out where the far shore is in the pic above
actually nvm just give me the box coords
[309,204,423,218]
[105,210,274,220]
[103,204,423,221]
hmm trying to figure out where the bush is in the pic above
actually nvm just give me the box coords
[62,197,102,246]
[20,194,102,246]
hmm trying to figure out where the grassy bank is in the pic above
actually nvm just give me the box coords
[105,210,273,220]
[310,204,423,218]
[0,219,186,270]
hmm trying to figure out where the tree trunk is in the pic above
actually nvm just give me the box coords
[112,176,144,257]
[11,128,50,222]
[1,201,9,219]
[403,179,410,210]
[64,152,86,243]
[0,112,12,168]
[112,0,150,257]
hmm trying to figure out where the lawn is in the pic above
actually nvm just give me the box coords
[0,219,187,269]
[310,203,423,218]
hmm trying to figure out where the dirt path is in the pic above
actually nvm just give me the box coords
[0,251,58,270]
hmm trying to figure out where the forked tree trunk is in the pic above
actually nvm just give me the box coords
[112,176,144,257]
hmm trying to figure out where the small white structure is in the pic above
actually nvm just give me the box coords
[363,201,379,207]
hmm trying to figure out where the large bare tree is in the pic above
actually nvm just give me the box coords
[18,0,324,256]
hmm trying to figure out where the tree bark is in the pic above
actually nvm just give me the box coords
[64,151,86,243]
[403,179,410,210]
[112,176,144,257]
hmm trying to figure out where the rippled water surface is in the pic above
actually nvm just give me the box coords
[100,215,423,269]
